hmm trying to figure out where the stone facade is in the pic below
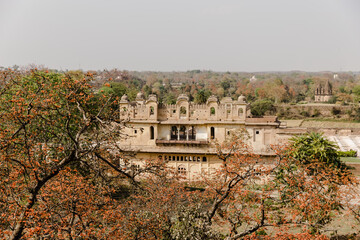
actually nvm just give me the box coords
[118,93,285,180]
[314,79,333,102]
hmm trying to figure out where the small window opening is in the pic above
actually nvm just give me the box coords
[180,106,187,116]
[150,106,154,115]
[178,165,186,175]
[134,130,137,134]
[256,130,260,135]
[202,157,207,162]
[210,107,215,116]
[210,127,215,139]
[150,126,154,140]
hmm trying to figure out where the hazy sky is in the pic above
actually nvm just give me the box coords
[0,0,359,71]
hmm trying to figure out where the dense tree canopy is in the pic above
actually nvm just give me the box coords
[289,132,347,171]
[0,69,358,239]
[250,99,276,116]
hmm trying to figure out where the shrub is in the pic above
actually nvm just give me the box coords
[250,99,275,116]
[338,150,357,157]
[331,107,341,116]
[312,109,321,117]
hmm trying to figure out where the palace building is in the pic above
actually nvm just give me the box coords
[118,93,290,180]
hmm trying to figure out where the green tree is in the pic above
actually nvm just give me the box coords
[164,92,177,104]
[289,132,347,171]
[111,82,127,97]
[250,99,275,116]
[194,89,211,104]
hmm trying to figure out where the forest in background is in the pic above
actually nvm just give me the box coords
[4,66,360,106]
[93,69,360,105]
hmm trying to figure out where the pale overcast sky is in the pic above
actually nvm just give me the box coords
[0,0,359,71]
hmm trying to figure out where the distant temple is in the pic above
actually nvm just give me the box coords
[314,79,332,102]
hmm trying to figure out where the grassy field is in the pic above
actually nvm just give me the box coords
[281,119,360,129]
[301,120,360,129]
[341,157,360,163]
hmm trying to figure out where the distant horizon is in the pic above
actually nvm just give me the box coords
[1,0,359,72]
[2,64,359,74]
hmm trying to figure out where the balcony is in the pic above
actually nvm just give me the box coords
[156,139,209,145]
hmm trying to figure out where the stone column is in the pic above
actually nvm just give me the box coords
[177,125,180,140]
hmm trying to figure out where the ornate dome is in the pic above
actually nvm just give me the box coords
[147,94,158,103]
[136,92,145,100]
[121,94,129,101]
[237,95,246,103]
[207,95,218,103]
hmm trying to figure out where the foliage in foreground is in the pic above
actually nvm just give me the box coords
[0,69,358,239]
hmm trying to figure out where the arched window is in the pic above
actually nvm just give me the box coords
[123,107,127,112]
[226,104,231,115]
[210,127,215,139]
[180,126,186,140]
[150,126,154,140]
[150,106,154,115]
[238,108,243,117]
[202,156,207,162]
[180,106,187,117]
[210,107,215,116]
[171,126,178,140]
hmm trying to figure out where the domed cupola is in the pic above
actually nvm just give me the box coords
[136,92,145,101]
[237,95,246,103]
[120,94,129,103]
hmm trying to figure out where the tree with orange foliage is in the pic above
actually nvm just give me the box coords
[188,132,352,239]
[0,69,354,239]
[89,131,353,239]
[0,69,143,239]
